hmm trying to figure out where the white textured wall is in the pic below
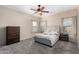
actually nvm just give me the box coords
[0,6,39,46]
[77,7,79,47]
[42,15,61,27]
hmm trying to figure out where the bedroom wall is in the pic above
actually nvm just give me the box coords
[72,7,79,47]
[77,7,79,47]
[0,6,40,46]
[42,15,61,27]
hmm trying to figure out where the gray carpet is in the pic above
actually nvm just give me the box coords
[0,38,78,54]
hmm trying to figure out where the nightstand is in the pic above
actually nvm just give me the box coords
[59,33,69,42]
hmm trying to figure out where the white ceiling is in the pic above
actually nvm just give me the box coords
[3,5,78,17]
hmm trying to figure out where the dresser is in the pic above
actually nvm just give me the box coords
[6,26,20,45]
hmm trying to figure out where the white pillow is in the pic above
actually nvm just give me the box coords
[48,31,58,35]
[44,29,50,34]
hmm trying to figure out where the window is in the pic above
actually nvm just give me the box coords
[32,20,38,32]
[31,20,47,33]
[62,17,73,34]
[40,20,47,32]
[32,21,37,27]
[63,18,73,27]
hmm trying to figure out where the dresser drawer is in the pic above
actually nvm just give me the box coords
[6,38,20,45]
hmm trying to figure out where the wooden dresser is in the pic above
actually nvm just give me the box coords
[6,26,20,45]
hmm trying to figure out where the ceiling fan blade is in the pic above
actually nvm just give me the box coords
[30,8,37,11]
[33,11,38,14]
[40,7,45,10]
[41,11,49,13]
[32,11,39,15]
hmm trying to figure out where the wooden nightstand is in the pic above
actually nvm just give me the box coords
[59,33,69,42]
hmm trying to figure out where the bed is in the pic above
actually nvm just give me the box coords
[34,26,60,47]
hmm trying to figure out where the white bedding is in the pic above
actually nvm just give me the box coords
[35,33,59,46]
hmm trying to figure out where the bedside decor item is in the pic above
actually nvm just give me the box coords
[6,26,20,45]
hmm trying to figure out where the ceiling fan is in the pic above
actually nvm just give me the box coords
[31,5,49,15]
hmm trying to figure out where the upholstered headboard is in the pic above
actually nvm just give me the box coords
[46,26,60,33]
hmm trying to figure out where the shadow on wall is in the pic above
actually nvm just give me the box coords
[0,27,6,46]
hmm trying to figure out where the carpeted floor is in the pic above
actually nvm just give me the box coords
[0,38,78,54]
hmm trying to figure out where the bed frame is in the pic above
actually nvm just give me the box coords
[35,41,52,47]
[34,37,53,47]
